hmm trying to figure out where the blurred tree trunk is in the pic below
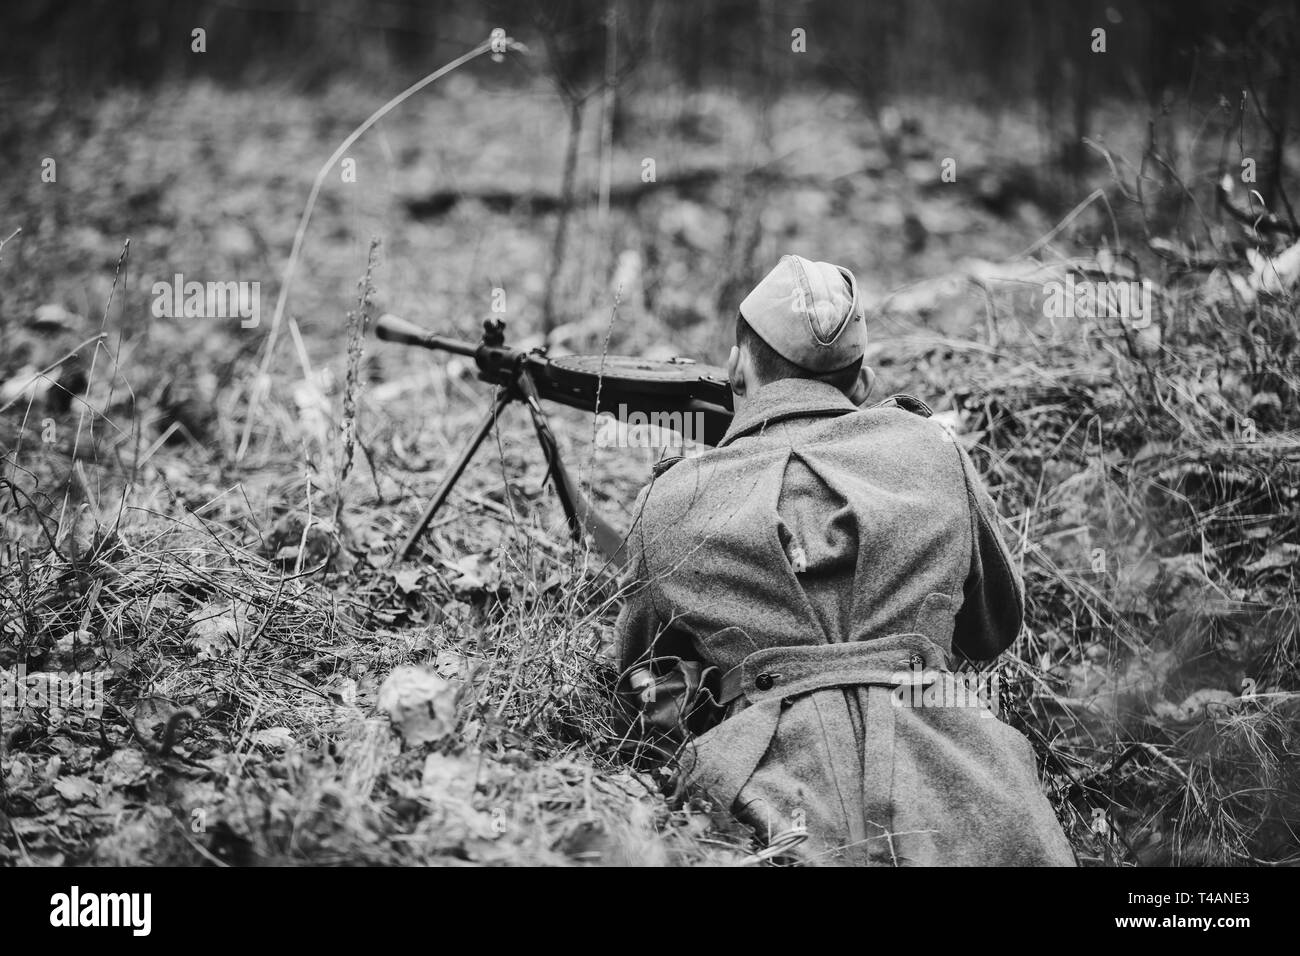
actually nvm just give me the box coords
[597,0,618,226]
[535,0,619,336]
[387,0,436,67]
[543,98,584,335]
[711,0,777,349]
[1257,5,1298,226]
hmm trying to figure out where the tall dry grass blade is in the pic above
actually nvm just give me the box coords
[236,34,519,462]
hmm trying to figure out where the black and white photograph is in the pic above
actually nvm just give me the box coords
[0,0,1295,920]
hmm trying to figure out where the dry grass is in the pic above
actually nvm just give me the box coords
[908,278,1300,865]
[1,81,1297,866]
[6,263,1295,866]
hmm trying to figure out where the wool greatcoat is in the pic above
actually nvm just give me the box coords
[615,378,1076,866]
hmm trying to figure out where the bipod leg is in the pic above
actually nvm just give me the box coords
[515,369,583,544]
[393,388,512,564]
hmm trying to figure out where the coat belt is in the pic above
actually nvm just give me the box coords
[717,632,944,707]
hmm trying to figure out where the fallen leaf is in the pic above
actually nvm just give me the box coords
[1245,544,1300,574]
[52,629,94,656]
[420,752,476,801]
[377,665,458,746]
[446,553,504,595]
[250,727,295,750]
[186,604,246,660]
[54,776,98,803]
[1246,239,1300,296]
[101,749,151,788]
[33,303,81,331]
[433,649,469,680]
[394,568,424,595]
[265,512,339,566]
[1155,688,1238,721]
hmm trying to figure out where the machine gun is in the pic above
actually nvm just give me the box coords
[375,314,734,561]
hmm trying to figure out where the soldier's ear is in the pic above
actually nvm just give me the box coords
[848,365,876,406]
[727,345,748,396]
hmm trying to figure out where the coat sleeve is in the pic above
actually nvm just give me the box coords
[614,484,661,673]
[951,444,1025,660]
[614,482,699,673]
[614,563,662,674]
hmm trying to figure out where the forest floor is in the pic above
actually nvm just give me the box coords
[1,72,1298,865]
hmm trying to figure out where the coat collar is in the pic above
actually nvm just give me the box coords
[718,379,858,447]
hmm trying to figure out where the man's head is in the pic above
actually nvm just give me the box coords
[727,255,874,410]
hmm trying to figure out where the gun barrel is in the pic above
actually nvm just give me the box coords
[375,313,478,357]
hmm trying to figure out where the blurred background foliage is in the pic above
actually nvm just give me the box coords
[2,0,1297,174]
